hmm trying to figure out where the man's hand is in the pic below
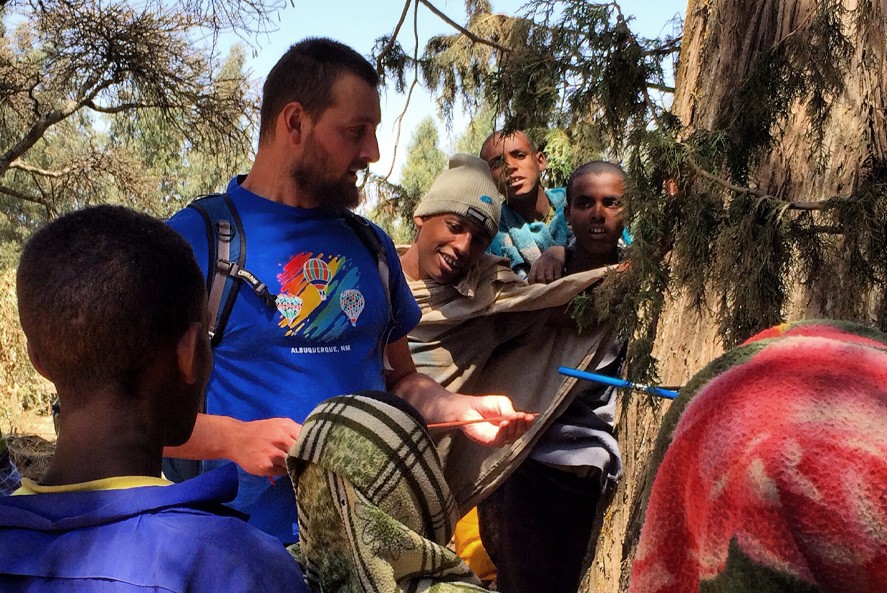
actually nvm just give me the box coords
[528,245,566,284]
[229,418,301,477]
[164,414,301,478]
[455,395,536,447]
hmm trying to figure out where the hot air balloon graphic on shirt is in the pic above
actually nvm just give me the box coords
[339,289,365,326]
[275,293,303,322]
[303,258,332,300]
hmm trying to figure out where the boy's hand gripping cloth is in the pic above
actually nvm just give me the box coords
[287,392,486,593]
[630,320,887,593]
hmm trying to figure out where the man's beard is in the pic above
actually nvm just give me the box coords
[292,135,362,210]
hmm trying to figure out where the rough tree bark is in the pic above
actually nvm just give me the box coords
[579,1,887,591]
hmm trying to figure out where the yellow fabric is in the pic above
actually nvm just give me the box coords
[14,475,171,495]
[453,507,496,583]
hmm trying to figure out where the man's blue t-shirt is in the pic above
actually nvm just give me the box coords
[168,177,421,542]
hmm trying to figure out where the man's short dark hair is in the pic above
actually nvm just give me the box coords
[259,37,379,143]
[17,205,206,389]
[566,161,626,206]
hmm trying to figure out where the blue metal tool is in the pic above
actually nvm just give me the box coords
[558,366,679,400]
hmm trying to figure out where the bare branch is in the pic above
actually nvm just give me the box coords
[8,160,77,178]
[385,78,419,181]
[376,0,414,69]
[1,105,84,175]
[642,36,682,57]
[28,77,42,120]
[647,83,675,93]
[0,184,54,213]
[83,100,185,114]
[418,0,512,53]
[384,1,421,181]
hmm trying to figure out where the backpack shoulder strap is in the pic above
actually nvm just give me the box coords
[342,211,397,369]
[163,193,241,483]
[188,193,267,346]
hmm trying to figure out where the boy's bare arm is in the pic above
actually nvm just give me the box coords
[384,337,534,447]
[163,413,300,477]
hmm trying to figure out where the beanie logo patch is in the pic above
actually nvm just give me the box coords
[480,194,493,204]
[466,206,488,225]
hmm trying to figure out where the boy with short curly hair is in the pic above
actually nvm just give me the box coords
[0,205,307,593]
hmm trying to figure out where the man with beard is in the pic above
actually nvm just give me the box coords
[165,38,533,545]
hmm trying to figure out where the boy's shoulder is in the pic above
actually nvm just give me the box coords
[0,466,307,592]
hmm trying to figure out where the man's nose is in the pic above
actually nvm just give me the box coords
[362,133,380,163]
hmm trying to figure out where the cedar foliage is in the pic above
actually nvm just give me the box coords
[374,0,886,382]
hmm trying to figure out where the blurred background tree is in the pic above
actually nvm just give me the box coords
[0,0,264,264]
[369,115,446,243]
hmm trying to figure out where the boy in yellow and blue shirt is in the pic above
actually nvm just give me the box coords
[0,206,307,592]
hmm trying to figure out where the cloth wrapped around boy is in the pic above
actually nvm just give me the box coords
[287,391,486,593]
[630,320,887,593]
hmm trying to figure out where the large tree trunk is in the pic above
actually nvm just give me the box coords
[580,1,887,591]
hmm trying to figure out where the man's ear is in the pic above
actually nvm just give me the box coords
[413,216,425,230]
[26,341,51,380]
[280,102,308,146]
[176,322,203,385]
[536,150,548,172]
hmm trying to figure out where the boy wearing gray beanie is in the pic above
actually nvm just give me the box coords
[399,156,627,585]
[400,154,502,285]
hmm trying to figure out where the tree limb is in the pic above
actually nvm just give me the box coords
[642,37,682,57]
[376,0,414,69]
[84,100,186,114]
[384,1,421,181]
[647,83,676,93]
[418,0,512,53]
[639,84,828,211]
[385,78,419,181]
[0,77,115,176]
[8,160,77,178]
[0,184,54,213]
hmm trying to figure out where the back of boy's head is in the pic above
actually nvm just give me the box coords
[566,161,626,205]
[17,205,206,390]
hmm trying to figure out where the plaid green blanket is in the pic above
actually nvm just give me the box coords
[288,393,486,593]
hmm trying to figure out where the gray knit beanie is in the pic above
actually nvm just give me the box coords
[413,154,501,239]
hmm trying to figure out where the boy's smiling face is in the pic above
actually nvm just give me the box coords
[413,213,492,284]
[565,172,625,256]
